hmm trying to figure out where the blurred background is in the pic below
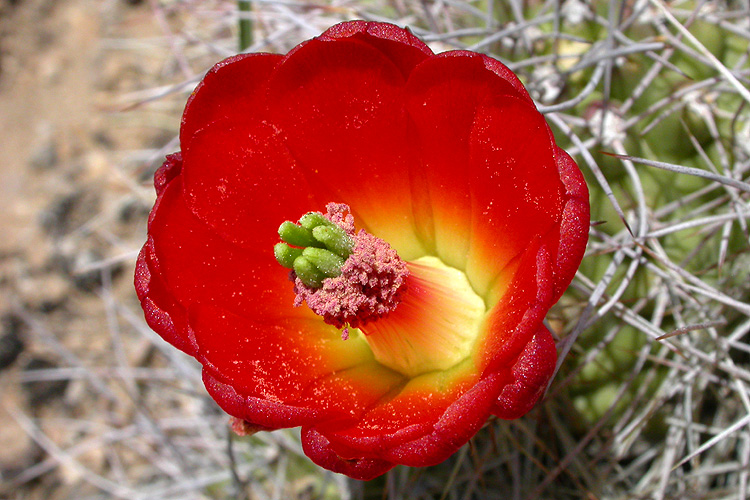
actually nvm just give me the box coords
[1,0,749,498]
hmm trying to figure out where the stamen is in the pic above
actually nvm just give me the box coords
[275,203,409,331]
[275,203,358,288]
[312,225,354,257]
[273,243,303,268]
[293,229,409,329]
[299,212,334,230]
[292,255,327,288]
[301,247,345,277]
[278,221,319,248]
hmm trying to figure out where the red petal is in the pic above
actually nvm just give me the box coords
[475,241,555,375]
[266,37,425,258]
[179,53,282,150]
[135,237,196,355]
[148,176,303,321]
[404,52,524,268]
[294,363,405,430]
[465,96,564,298]
[182,120,320,249]
[204,371,323,429]
[136,153,197,355]
[493,324,557,419]
[318,21,433,78]
[547,147,590,301]
[479,52,533,104]
[322,371,479,460]
[192,304,393,425]
[301,427,395,481]
[153,152,183,196]
[383,370,506,466]
[318,368,508,467]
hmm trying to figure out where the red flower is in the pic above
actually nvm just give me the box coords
[135,21,589,480]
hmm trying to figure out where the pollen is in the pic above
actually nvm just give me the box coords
[291,205,409,332]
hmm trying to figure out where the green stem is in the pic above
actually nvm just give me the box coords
[238,0,252,52]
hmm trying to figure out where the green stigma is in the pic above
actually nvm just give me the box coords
[274,212,355,288]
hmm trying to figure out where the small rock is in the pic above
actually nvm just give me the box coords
[69,249,106,291]
[29,139,59,170]
[91,129,114,149]
[118,197,149,224]
[0,384,41,484]
[23,357,69,408]
[28,123,59,171]
[17,272,70,312]
[0,314,25,371]
[39,190,99,237]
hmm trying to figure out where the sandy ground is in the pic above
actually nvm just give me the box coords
[0,0,167,492]
[0,0,97,250]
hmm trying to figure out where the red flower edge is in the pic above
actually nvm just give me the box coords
[134,21,590,480]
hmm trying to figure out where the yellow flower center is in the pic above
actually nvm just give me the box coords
[359,256,485,377]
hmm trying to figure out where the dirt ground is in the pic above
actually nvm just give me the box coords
[0,0,175,494]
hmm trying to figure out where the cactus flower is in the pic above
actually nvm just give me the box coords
[134,20,590,480]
